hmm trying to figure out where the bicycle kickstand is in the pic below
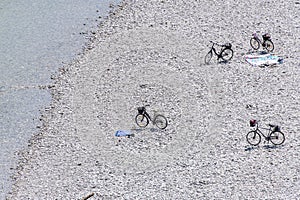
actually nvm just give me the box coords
[264,138,270,144]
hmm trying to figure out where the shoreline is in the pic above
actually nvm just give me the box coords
[6,1,124,199]
[0,1,122,199]
[8,0,300,199]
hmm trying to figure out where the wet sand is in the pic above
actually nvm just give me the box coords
[8,0,300,199]
[0,1,120,198]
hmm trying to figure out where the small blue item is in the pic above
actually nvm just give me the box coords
[115,130,132,137]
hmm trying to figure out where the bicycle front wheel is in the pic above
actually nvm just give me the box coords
[264,40,274,52]
[221,48,233,62]
[135,114,149,128]
[270,131,285,145]
[154,115,168,129]
[204,51,213,64]
[250,38,260,50]
[246,131,261,146]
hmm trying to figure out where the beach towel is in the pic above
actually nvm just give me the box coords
[245,53,283,66]
[115,130,133,137]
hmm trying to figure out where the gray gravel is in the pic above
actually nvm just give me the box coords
[8,0,300,199]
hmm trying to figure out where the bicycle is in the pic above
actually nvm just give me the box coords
[204,41,234,64]
[135,105,168,129]
[250,32,274,52]
[246,119,285,146]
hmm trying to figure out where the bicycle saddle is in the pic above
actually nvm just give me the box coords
[209,41,220,46]
[268,124,275,127]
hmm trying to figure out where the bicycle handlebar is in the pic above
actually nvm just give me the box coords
[209,41,225,47]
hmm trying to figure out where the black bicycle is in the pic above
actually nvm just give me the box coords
[204,41,234,64]
[250,32,274,52]
[135,105,168,129]
[246,120,285,146]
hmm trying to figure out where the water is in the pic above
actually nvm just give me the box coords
[0,0,119,198]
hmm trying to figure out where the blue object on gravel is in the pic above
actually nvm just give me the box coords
[115,130,132,137]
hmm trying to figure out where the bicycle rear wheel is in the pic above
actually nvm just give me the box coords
[221,48,233,62]
[204,51,213,64]
[154,115,168,129]
[270,131,285,145]
[250,38,260,50]
[135,114,149,128]
[264,40,274,52]
[246,131,261,146]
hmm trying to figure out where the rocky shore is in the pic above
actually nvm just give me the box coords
[8,0,300,199]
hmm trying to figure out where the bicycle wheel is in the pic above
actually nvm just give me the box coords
[154,114,168,129]
[270,131,285,145]
[264,40,274,52]
[246,131,261,146]
[204,51,213,64]
[135,114,149,128]
[221,48,233,62]
[250,38,260,50]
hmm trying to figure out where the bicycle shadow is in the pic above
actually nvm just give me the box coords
[244,146,258,151]
[130,127,161,133]
[262,144,285,150]
[204,59,231,65]
[130,128,144,132]
[244,144,285,151]
[218,60,230,64]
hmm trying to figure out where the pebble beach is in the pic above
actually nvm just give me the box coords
[8,0,300,199]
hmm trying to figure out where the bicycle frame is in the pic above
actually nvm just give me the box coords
[252,33,271,45]
[253,124,273,140]
[210,44,223,59]
[142,111,152,122]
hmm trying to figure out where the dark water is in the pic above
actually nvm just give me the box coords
[0,0,119,198]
